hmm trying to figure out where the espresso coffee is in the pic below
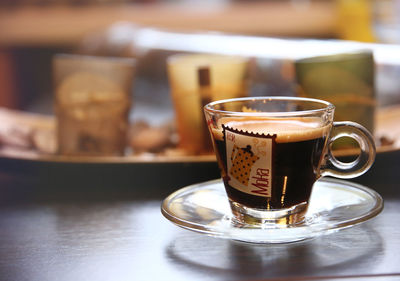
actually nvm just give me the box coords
[211,117,330,210]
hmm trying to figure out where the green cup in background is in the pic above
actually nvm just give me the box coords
[294,51,375,139]
[295,50,377,150]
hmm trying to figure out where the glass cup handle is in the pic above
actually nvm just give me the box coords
[321,121,376,179]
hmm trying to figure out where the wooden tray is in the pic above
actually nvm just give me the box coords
[0,106,399,163]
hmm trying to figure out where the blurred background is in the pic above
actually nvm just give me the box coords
[1,0,400,156]
[2,0,399,110]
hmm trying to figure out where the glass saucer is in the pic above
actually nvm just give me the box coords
[161,178,383,243]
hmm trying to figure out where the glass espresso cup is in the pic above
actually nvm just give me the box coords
[204,97,375,225]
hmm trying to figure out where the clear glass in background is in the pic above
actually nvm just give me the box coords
[204,97,376,225]
[53,54,135,156]
[167,54,250,155]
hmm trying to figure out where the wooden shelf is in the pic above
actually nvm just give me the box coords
[0,2,337,47]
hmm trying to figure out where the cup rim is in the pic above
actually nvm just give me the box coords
[204,96,335,117]
[167,53,249,66]
[54,53,137,66]
[295,50,373,64]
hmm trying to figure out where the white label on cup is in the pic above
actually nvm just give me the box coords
[224,126,276,198]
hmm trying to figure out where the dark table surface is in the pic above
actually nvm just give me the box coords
[0,150,400,281]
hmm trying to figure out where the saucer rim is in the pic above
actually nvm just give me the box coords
[161,178,384,243]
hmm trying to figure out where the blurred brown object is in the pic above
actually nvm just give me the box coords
[0,107,56,154]
[0,0,161,6]
[0,50,18,108]
[0,1,336,47]
[376,105,400,149]
[129,120,175,153]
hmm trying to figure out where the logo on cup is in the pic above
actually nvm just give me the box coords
[224,126,276,198]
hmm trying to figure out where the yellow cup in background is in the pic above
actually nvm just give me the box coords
[167,54,250,155]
